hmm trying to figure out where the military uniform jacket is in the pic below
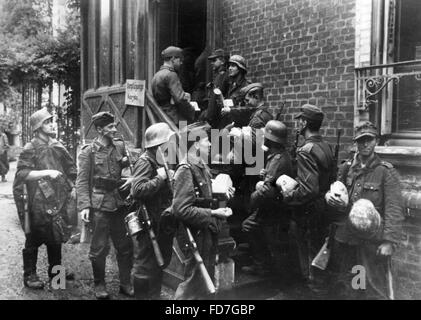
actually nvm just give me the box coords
[248,105,273,129]
[76,138,129,213]
[334,153,404,245]
[131,150,172,223]
[15,137,76,229]
[251,148,293,217]
[151,65,195,124]
[172,155,219,233]
[288,135,335,206]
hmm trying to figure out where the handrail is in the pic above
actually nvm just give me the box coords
[355,59,421,71]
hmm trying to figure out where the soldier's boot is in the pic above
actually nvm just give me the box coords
[23,248,43,289]
[91,260,109,300]
[133,274,151,300]
[117,253,134,297]
[46,244,74,281]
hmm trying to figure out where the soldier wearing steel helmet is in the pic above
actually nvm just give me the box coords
[151,46,195,125]
[130,122,175,300]
[14,108,77,289]
[241,120,293,276]
[282,104,336,295]
[76,111,134,299]
[325,121,404,299]
[218,54,252,129]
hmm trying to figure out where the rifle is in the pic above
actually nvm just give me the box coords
[311,223,337,270]
[139,204,165,267]
[290,129,300,175]
[23,184,30,235]
[158,147,216,294]
[333,129,342,178]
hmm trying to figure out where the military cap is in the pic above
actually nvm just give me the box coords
[161,46,183,59]
[179,121,211,138]
[229,55,247,73]
[240,82,264,96]
[92,111,114,128]
[294,104,324,122]
[208,49,225,60]
[353,121,378,141]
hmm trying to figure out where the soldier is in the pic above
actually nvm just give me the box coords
[14,108,76,289]
[326,121,404,299]
[130,122,175,300]
[218,55,251,129]
[0,125,10,182]
[241,120,293,276]
[76,111,134,299]
[172,122,233,300]
[282,104,336,295]
[201,48,230,127]
[151,46,195,125]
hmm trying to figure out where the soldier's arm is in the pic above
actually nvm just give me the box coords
[75,147,92,211]
[172,165,216,230]
[287,150,320,205]
[382,167,404,244]
[167,72,188,104]
[131,158,166,201]
[15,144,54,181]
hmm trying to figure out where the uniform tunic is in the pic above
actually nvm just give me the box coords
[76,138,133,285]
[151,65,195,125]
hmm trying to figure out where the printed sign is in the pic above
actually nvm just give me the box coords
[125,80,145,107]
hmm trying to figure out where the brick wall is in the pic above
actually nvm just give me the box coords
[222,0,356,160]
[221,0,421,299]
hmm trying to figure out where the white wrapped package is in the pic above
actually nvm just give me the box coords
[276,175,298,193]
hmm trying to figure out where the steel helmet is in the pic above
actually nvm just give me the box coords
[276,174,298,193]
[348,198,382,239]
[263,120,287,144]
[30,108,53,132]
[329,181,349,207]
[144,122,174,148]
[229,55,247,73]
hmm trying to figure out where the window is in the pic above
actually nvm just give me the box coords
[355,0,421,140]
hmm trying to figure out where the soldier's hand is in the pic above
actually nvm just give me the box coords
[377,242,394,256]
[119,177,133,191]
[226,186,235,199]
[259,169,267,179]
[157,167,167,180]
[184,92,191,102]
[325,191,347,209]
[255,181,265,192]
[45,170,62,180]
[211,208,232,219]
[80,209,90,223]
[224,122,235,132]
[221,106,231,116]
[168,169,175,181]
[242,213,259,232]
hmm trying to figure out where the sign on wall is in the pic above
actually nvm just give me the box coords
[125,80,146,107]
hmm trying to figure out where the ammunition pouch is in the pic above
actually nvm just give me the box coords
[93,176,121,192]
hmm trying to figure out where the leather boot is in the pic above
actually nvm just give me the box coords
[23,248,43,289]
[24,274,44,289]
[91,260,109,299]
[133,274,151,300]
[117,255,133,297]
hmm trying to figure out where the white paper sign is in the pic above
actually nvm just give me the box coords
[125,79,145,107]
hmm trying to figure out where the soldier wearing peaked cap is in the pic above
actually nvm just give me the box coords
[172,122,234,300]
[76,111,134,299]
[283,103,336,296]
[152,46,195,125]
[14,108,77,289]
[202,49,230,127]
[326,121,404,299]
